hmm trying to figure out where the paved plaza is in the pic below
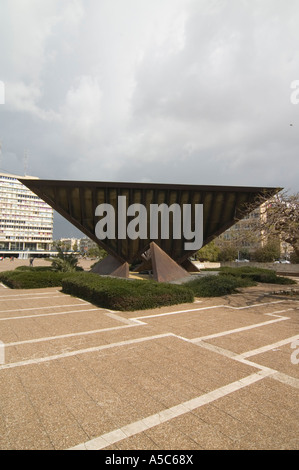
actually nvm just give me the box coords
[0,268,298,450]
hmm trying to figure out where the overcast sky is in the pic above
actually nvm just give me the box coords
[0,0,298,237]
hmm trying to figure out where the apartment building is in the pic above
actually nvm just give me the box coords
[219,202,293,259]
[220,206,263,251]
[55,238,81,251]
[79,237,98,254]
[0,172,53,255]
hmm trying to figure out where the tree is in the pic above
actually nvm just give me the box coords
[51,246,79,272]
[196,241,220,261]
[218,244,238,262]
[252,240,280,262]
[87,246,107,259]
[243,191,299,260]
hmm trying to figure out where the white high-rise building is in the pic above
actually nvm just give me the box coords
[0,172,53,255]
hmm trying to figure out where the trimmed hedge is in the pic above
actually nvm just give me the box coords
[15,265,55,272]
[187,274,256,297]
[0,269,66,289]
[1,265,295,305]
[218,266,296,285]
[61,272,194,311]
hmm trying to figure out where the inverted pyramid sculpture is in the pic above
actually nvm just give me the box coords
[20,179,281,281]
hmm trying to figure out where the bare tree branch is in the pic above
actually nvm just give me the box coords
[234,190,299,257]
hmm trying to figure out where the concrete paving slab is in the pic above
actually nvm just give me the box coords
[0,281,298,450]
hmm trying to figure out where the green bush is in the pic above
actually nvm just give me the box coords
[61,272,194,311]
[218,245,238,262]
[252,241,280,262]
[218,266,296,285]
[0,269,66,289]
[187,274,256,297]
[51,246,81,272]
[271,275,297,285]
[15,265,54,272]
[196,241,220,262]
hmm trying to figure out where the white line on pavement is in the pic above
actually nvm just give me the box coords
[194,335,299,389]
[0,292,60,300]
[0,307,101,322]
[69,370,272,450]
[3,324,138,347]
[0,300,80,314]
[235,334,299,359]
[0,333,172,370]
[190,310,292,342]
[228,300,287,310]
[131,300,291,322]
[132,305,225,321]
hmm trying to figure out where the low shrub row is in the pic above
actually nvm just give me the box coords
[15,265,55,272]
[218,266,296,285]
[0,265,295,309]
[186,274,256,297]
[0,269,66,289]
[61,272,194,311]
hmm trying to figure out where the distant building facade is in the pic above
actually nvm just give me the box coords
[219,206,263,251]
[56,237,80,251]
[219,202,293,258]
[52,237,99,255]
[79,237,98,254]
[0,172,53,255]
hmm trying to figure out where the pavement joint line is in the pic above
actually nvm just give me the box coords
[0,333,173,370]
[191,339,299,388]
[69,371,270,451]
[132,305,226,321]
[131,300,292,322]
[0,295,65,303]
[235,334,299,359]
[104,311,146,326]
[192,339,275,372]
[1,299,295,363]
[190,311,290,342]
[3,323,139,347]
[0,300,83,314]
[0,292,60,299]
[266,310,295,317]
[0,307,102,322]
[1,290,298,435]
[0,288,297,449]
[223,300,288,310]
[270,372,299,389]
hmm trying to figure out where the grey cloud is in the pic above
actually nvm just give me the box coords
[0,0,298,237]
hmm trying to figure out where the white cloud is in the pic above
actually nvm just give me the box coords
[4,81,60,121]
[0,0,61,81]
[60,75,102,141]
[127,0,299,183]
[0,0,85,120]
[62,0,85,26]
